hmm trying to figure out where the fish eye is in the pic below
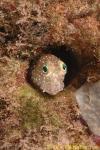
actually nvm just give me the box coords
[62,63,67,71]
[42,65,48,73]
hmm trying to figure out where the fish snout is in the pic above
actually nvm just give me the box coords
[52,72,65,80]
[45,80,64,95]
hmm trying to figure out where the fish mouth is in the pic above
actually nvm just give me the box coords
[41,81,64,95]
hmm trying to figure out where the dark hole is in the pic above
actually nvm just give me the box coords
[27,44,81,90]
[44,44,81,86]
[0,98,8,110]
[0,26,5,32]
[32,21,39,26]
[31,10,38,16]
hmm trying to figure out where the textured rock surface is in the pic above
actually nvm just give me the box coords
[75,81,100,136]
[0,57,98,149]
[0,0,100,149]
[0,0,100,63]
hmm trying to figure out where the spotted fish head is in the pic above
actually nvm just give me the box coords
[32,54,67,95]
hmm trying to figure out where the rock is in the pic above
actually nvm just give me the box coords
[75,80,100,136]
[0,0,99,63]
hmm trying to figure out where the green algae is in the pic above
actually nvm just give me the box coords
[18,84,39,99]
[17,84,63,130]
[49,113,62,128]
[19,99,44,129]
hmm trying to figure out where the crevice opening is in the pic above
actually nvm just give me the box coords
[44,44,81,86]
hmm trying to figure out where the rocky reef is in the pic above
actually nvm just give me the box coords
[0,0,100,62]
[0,0,100,149]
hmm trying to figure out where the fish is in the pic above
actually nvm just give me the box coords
[31,54,67,95]
[75,80,100,136]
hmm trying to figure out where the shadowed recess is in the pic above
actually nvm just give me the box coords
[44,44,81,86]
[26,44,81,90]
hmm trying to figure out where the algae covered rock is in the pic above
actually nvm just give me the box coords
[0,0,99,63]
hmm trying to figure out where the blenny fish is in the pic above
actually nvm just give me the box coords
[31,54,67,95]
